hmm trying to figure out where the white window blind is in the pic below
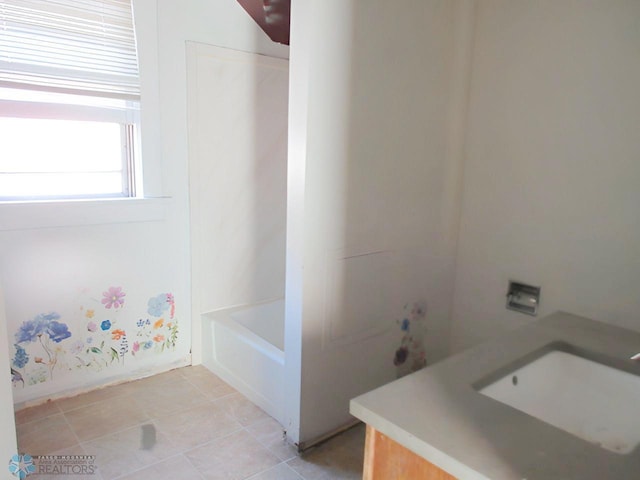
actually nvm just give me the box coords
[0,0,139,99]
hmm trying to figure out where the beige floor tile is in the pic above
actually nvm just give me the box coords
[132,368,185,387]
[286,425,365,480]
[65,395,150,442]
[16,413,79,455]
[55,383,131,413]
[135,377,210,419]
[13,366,366,480]
[185,430,280,480]
[82,423,177,480]
[14,400,61,425]
[245,417,298,462]
[49,444,91,455]
[287,455,363,480]
[247,463,303,480]
[154,402,242,451]
[213,392,270,427]
[109,369,185,398]
[114,454,203,480]
[183,369,237,400]
[331,423,366,450]
[147,368,187,384]
[178,364,213,378]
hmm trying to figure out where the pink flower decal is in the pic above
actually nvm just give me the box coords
[102,286,126,309]
[167,293,176,319]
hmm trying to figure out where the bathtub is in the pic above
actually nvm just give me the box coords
[202,299,285,424]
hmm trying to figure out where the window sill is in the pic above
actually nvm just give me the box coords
[0,197,170,231]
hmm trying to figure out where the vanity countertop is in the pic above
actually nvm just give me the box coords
[350,312,640,479]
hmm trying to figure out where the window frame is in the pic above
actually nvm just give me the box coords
[0,92,142,202]
[0,1,165,230]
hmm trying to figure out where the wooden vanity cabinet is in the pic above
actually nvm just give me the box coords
[362,425,457,480]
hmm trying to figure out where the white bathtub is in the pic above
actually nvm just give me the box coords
[202,299,285,424]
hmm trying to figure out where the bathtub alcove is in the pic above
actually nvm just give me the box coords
[187,42,290,428]
[202,299,285,424]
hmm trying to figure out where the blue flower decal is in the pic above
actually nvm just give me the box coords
[147,294,170,317]
[101,320,112,331]
[8,454,36,479]
[12,345,29,369]
[46,320,71,343]
[13,312,71,382]
[15,313,60,343]
[400,318,410,332]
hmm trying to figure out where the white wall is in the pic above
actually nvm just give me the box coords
[152,0,288,365]
[1,216,191,406]
[0,287,18,467]
[187,44,288,321]
[1,0,290,406]
[451,0,640,351]
[0,0,194,407]
[286,0,474,445]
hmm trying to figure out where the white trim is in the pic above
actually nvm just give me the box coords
[0,97,138,123]
[0,197,169,231]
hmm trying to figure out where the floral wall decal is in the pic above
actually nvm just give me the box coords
[147,293,171,317]
[132,293,179,355]
[11,287,180,390]
[14,312,72,381]
[11,345,29,386]
[101,286,126,309]
[393,302,427,378]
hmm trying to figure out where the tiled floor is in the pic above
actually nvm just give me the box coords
[14,366,365,480]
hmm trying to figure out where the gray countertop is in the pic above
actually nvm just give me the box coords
[350,312,640,479]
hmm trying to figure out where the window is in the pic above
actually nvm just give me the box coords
[0,0,141,201]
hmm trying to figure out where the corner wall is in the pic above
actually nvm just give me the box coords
[1,0,192,407]
[450,0,640,351]
[286,0,475,445]
[2,0,289,406]
[153,0,289,366]
[0,287,18,463]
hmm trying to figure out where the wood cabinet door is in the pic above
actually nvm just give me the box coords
[363,425,456,480]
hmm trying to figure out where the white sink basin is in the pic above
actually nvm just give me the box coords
[478,349,640,454]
